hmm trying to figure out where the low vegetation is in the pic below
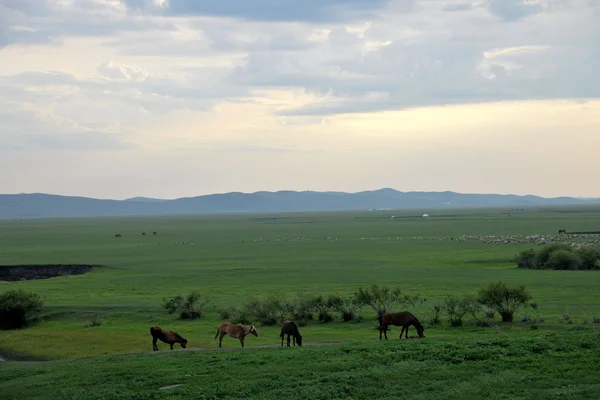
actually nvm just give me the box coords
[0,289,45,330]
[515,244,600,270]
[2,332,599,400]
[163,291,211,320]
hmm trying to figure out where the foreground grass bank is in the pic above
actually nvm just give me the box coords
[1,332,599,400]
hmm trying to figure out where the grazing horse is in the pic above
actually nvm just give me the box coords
[213,322,258,348]
[114,234,122,238]
[558,229,566,235]
[280,320,303,347]
[142,232,146,236]
[153,232,157,236]
[378,311,425,340]
[150,326,188,351]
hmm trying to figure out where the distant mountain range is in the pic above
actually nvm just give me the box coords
[1,189,599,219]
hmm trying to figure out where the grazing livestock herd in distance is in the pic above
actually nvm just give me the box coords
[150,311,425,352]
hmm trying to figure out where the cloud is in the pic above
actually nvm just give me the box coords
[0,104,136,152]
[123,0,396,22]
[488,0,544,21]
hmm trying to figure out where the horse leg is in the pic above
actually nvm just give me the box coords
[281,332,284,347]
[219,332,226,348]
[293,336,296,347]
[399,325,405,339]
[287,335,291,347]
[404,324,410,338]
[239,337,245,348]
[170,342,174,350]
[383,324,389,340]
[152,337,158,351]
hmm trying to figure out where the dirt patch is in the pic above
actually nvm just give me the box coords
[0,264,104,281]
[0,347,52,362]
[181,342,344,352]
[159,384,183,390]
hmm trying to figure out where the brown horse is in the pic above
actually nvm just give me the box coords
[213,322,258,348]
[150,326,188,351]
[378,311,425,340]
[280,320,303,347]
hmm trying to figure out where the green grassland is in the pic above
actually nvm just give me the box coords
[1,332,599,400]
[1,206,600,399]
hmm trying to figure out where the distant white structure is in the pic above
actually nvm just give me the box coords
[422,214,430,218]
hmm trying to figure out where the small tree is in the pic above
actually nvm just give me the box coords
[477,281,532,322]
[354,284,406,316]
[162,291,211,320]
[0,289,44,330]
[442,295,469,327]
[330,295,362,322]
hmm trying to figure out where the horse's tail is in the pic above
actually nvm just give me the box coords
[377,313,384,329]
[212,328,220,343]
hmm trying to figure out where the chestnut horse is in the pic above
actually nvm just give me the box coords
[378,311,425,340]
[213,322,258,348]
[150,326,188,351]
[280,320,303,347]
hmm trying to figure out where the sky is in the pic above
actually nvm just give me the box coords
[1,0,599,200]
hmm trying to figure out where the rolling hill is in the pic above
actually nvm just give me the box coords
[0,189,598,219]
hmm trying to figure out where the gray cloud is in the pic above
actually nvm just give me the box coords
[488,0,544,21]
[1,0,599,123]
[123,0,396,22]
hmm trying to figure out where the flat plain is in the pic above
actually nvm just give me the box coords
[1,205,600,399]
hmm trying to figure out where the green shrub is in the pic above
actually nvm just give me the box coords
[547,249,581,270]
[427,303,442,326]
[354,284,421,317]
[513,244,600,270]
[477,281,532,322]
[332,296,362,322]
[0,289,44,330]
[577,247,600,270]
[515,249,538,269]
[162,291,211,320]
[535,243,573,266]
[442,295,469,327]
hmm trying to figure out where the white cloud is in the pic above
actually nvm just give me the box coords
[0,0,599,197]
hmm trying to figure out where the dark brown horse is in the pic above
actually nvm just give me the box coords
[378,311,425,340]
[150,326,188,351]
[213,322,258,348]
[280,320,303,347]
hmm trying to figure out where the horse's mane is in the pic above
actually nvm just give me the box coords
[409,312,423,328]
[172,331,185,340]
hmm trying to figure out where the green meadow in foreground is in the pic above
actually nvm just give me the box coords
[1,205,600,398]
[1,332,599,400]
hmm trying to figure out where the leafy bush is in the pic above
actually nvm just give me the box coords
[427,303,442,326]
[547,250,581,270]
[332,296,362,322]
[162,291,211,320]
[578,247,600,270]
[288,293,317,323]
[354,284,421,317]
[536,243,573,266]
[513,244,600,270]
[515,249,538,269]
[0,289,44,330]
[477,281,532,322]
[442,296,470,326]
[85,314,103,328]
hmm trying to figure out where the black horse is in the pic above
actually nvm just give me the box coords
[280,320,303,347]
